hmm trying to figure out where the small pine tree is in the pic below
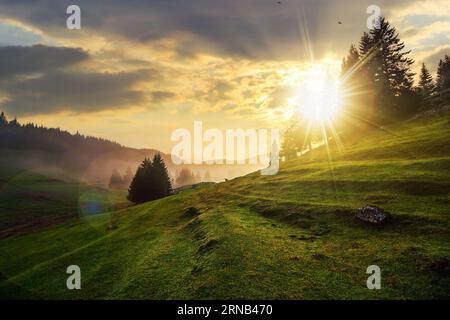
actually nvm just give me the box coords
[418,63,435,99]
[176,167,196,186]
[436,55,450,92]
[9,117,19,126]
[122,166,133,188]
[0,111,7,125]
[204,170,211,182]
[109,168,123,189]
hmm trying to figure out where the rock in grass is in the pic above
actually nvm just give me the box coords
[356,205,390,224]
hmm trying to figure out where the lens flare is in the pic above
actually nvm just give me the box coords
[291,72,342,123]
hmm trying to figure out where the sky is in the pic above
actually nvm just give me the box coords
[0,0,449,152]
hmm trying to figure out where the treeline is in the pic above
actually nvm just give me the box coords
[0,112,123,155]
[281,16,450,159]
[174,167,211,186]
[417,55,450,108]
[340,17,450,118]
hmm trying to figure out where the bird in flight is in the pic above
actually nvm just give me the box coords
[277,1,282,4]
[338,21,343,24]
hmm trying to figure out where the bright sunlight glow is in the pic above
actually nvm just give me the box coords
[289,69,342,123]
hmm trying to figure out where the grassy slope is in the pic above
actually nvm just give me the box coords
[0,115,449,299]
[0,164,129,239]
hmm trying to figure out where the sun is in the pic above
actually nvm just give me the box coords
[289,70,342,123]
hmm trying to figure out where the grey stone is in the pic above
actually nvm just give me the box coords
[356,205,390,224]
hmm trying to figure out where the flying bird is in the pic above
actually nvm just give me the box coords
[338,21,343,24]
[277,1,282,4]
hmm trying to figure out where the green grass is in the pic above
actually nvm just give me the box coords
[0,115,449,299]
[0,165,130,239]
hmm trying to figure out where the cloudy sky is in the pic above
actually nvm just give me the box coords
[0,0,449,151]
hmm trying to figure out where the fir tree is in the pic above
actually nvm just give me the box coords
[176,167,196,186]
[418,63,435,99]
[341,44,360,78]
[357,17,417,118]
[151,153,172,198]
[436,55,450,92]
[0,111,7,125]
[109,168,123,189]
[127,158,158,203]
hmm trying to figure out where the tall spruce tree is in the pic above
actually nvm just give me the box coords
[127,158,154,203]
[359,17,416,118]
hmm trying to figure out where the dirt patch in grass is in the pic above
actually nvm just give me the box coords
[0,214,75,240]
[197,239,219,254]
[183,206,201,218]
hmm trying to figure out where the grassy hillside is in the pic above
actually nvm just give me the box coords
[0,164,129,239]
[0,115,449,299]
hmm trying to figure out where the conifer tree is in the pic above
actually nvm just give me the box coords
[127,157,171,204]
[356,17,417,118]
[109,168,123,189]
[418,63,435,99]
[0,111,7,125]
[341,44,360,77]
[151,153,172,198]
[204,170,211,182]
[436,55,450,91]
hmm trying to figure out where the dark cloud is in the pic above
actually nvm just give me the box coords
[2,69,154,115]
[0,0,419,60]
[0,44,88,78]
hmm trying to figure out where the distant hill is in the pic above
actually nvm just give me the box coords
[0,113,262,186]
[0,113,169,184]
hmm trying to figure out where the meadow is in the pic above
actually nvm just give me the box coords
[0,114,449,299]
